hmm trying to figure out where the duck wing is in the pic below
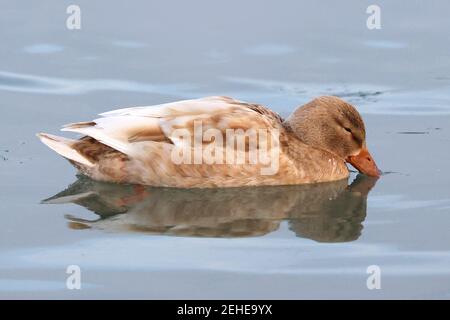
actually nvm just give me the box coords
[61,96,285,157]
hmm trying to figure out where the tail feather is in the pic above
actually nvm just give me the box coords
[37,133,94,167]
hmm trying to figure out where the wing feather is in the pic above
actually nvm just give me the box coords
[61,96,284,158]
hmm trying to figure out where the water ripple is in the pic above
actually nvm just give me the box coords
[2,236,450,276]
[112,40,148,48]
[363,40,407,49]
[0,70,195,96]
[243,44,296,56]
[23,44,64,54]
[222,77,450,115]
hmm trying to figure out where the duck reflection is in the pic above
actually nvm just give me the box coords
[43,175,377,242]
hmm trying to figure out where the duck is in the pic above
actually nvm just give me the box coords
[37,95,380,188]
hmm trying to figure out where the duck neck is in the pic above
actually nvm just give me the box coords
[282,109,310,145]
[282,108,342,160]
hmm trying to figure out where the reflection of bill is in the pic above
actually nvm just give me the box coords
[171,121,280,176]
[43,174,378,243]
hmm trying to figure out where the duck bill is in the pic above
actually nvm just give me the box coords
[346,148,381,177]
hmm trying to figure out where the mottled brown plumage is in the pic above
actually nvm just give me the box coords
[37,96,379,187]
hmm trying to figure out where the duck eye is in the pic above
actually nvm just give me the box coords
[344,127,352,133]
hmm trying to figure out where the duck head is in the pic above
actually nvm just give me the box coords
[284,96,380,177]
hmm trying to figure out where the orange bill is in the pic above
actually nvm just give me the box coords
[346,148,381,177]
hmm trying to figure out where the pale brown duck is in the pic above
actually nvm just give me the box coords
[37,95,380,188]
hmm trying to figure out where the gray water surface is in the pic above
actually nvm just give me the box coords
[1,0,450,299]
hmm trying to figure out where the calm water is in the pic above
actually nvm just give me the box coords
[1,1,450,299]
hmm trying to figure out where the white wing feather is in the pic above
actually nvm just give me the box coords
[61,96,248,156]
[99,96,239,118]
